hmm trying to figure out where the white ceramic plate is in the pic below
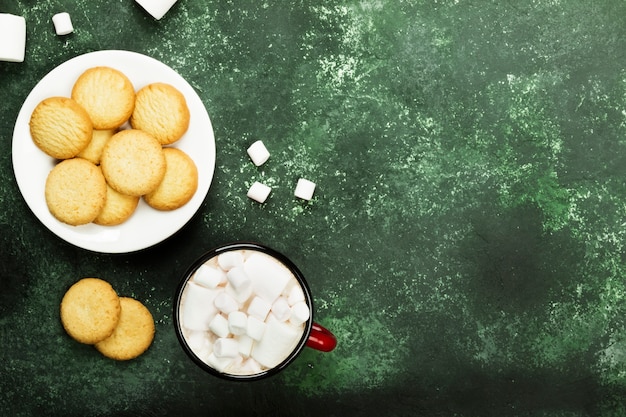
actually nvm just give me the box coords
[12,50,216,253]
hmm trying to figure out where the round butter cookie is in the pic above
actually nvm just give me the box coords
[29,96,93,159]
[77,129,116,165]
[100,129,166,197]
[60,278,121,345]
[94,182,140,226]
[130,82,190,145]
[45,158,107,226]
[144,147,198,211]
[71,66,135,129]
[95,297,155,361]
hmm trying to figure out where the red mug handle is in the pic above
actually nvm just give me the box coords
[306,322,337,352]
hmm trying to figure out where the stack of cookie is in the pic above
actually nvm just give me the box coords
[29,66,199,226]
[60,278,155,360]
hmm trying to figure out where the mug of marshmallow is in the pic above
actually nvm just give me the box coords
[173,242,337,381]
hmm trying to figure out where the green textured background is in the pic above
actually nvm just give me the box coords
[1,0,626,416]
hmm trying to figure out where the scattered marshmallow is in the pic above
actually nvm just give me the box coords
[0,14,26,62]
[214,292,239,315]
[52,12,73,36]
[134,0,178,20]
[290,301,310,326]
[246,316,267,341]
[217,251,244,271]
[272,297,292,322]
[294,178,316,200]
[208,314,230,338]
[228,311,248,336]
[247,296,272,321]
[247,140,270,166]
[247,181,272,203]
[226,267,252,293]
[214,338,240,358]
[194,264,226,289]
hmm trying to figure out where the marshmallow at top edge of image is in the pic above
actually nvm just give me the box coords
[134,0,178,20]
[52,12,73,35]
[294,178,316,200]
[0,14,26,63]
[247,181,272,203]
[247,140,270,166]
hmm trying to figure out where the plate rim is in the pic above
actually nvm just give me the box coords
[11,49,216,254]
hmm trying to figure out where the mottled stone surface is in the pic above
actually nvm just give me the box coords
[1,0,626,415]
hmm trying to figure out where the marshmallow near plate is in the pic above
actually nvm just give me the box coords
[134,0,178,20]
[0,14,26,62]
[52,12,74,36]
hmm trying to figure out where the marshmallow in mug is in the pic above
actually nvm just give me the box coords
[0,14,26,63]
[178,250,311,375]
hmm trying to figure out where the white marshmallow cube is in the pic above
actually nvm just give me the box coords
[181,282,219,331]
[294,178,316,200]
[185,330,213,357]
[0,14,26,63]
[228,311,248,335]
[244,252,292,303]
[134,0,178,20]
[241,358,263,374]
[271,297,292,322]
[287,285,305,306]
[213,338,240,358]
[246,316,267,341]
[225,282,253,304]
[251,315,303,369]
[217,251,244,271]
[226,267,252,293]
[206,352,235,372]
[214,292,239,315]
[247,296,272,321]
[247,181,272,203]
[193,264,226,289]
[237,334,254,358]
[208,314,230,338]
[290,301,310,326]
[52,12,73,35]
[247,140,270,166]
